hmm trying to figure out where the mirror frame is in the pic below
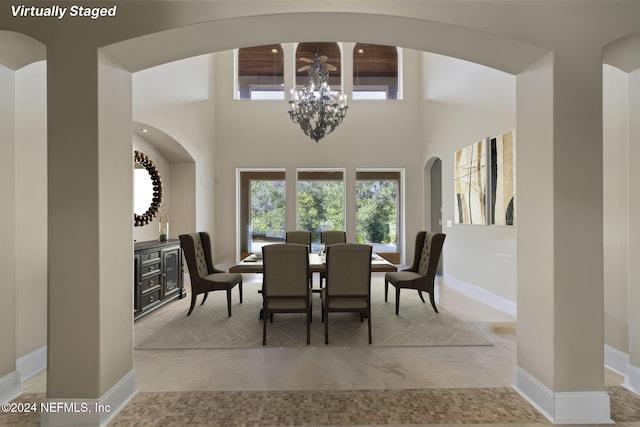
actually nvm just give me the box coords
[134,150,163,227]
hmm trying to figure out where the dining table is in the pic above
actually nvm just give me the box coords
[228,252,398,274]
[229,251,396,318]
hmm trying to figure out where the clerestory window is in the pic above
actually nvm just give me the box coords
[353,43,399,100]
[236,44,284,100]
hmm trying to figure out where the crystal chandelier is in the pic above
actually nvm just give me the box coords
[288,52,348,143]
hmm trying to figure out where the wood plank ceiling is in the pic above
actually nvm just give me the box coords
[238,42,397,78]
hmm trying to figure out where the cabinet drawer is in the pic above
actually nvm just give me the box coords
[140,276,161,294]
[141,262,161,277]
[140,250,161,265]
[141,288,161,310]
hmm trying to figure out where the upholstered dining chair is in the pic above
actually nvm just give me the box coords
[384,231,445,315]
[179,232,243,317]
[285,230,312,250]
[320,230,346,246]
[321,243,373,344]
[319,230,347,287]
[262,243,312,345]
[286,231,313,286]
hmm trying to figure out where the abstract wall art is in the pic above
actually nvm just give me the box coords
[489,130,515,226]
[453,130,515,226]
[454,139,488,225]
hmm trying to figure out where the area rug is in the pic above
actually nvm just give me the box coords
[7,386,640,426]
[136,276,493,349]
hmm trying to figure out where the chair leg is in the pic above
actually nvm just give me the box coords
[226,289,232,317]
[324,308,329,345]
[238,281,243,303]
[395,288,401,315]
[384,280,389,302]
[429,291,439,313]
[367,305,372,345]
[418,290,426,303]
[263,308,268,345]
[187,292,197,316]
[306,309,310,345]
[201,292,209,306]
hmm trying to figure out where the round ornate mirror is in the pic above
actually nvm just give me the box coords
[133,150,163,226]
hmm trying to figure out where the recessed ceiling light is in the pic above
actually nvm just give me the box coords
[141,128,149,133]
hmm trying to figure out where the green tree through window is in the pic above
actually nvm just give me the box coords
[240,171,286,254]
[250,180,286,240]
[356,171,400,254]
[297,171,345,247]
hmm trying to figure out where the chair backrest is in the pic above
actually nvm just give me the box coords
[325,243,372,296]
[285,231,312,252]
[179,232,213,278]
[411,231,446,276]
[262,243,309,297]
[320,230,346,246]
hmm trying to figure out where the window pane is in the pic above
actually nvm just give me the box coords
[296,172,345,250]
[249,180,286,253]
[353,43,398,100]
[237,44,284,100]
[240,171,286,255]
[356,173,399,253]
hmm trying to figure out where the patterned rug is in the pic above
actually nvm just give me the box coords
[6,386,640,426]
[136,278,493,349]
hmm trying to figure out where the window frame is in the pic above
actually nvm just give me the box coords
[355,168,404,264]
[236,168,287,260]
[352,44,401,101]
[234,44,285,100]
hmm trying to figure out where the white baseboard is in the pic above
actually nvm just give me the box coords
[625,363,640,395]
[513,365,613,424]
[0,371,21,404]
[512,366,554,420]
[444,275,517,318]
[602,344,640,396]
[17,346,47,382]
[41,369,137,427]
[604,344,629,377]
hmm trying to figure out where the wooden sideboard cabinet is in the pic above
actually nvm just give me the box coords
[134,239,186,320]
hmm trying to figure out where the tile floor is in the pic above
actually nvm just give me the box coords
[19,273,632,426]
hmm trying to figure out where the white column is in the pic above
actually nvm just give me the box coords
[626,68,640,394]
[514,48,611,423]
[43,46,136,426]
[0,64,19,404]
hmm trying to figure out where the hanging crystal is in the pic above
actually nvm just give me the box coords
[288,52,348,143]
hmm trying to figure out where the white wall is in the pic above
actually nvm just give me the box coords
[603,64,629,353]
[133,54,215,244]
[213,46,425,265]
[421,52,517,301]
[15,61,47,359]
[135,45,520,303]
